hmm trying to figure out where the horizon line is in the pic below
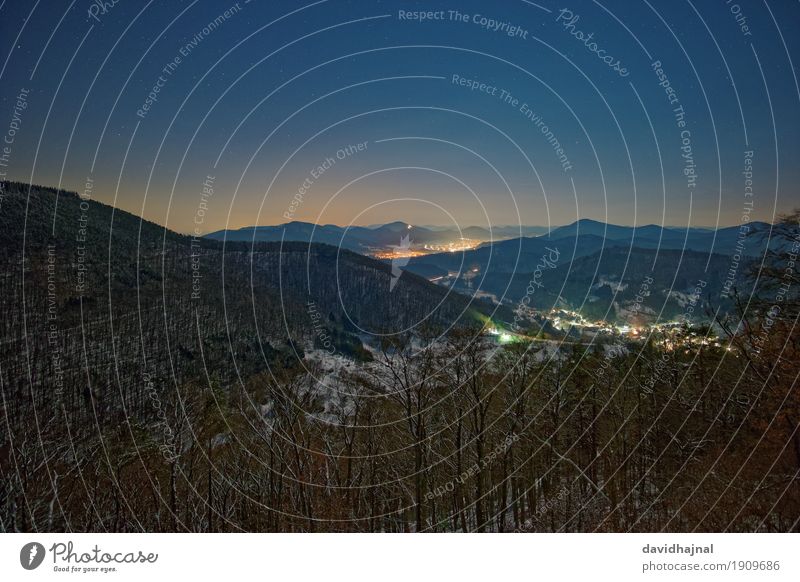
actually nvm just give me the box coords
[201,218,758,234]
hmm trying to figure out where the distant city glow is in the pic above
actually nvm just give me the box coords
[423,238,482,253]
[370,237,483,259]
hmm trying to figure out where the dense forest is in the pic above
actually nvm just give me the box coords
[0,183,798,532]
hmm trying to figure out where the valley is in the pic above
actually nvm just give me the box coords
[1,181,797,534]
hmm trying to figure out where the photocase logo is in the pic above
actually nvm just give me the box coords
[389,234,412,291]
[20,542,46,570]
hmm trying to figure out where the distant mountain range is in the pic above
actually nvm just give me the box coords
[205,221,547,251]
[206,217,774,257]
[544,218,773,256]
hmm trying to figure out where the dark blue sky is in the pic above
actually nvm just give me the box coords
[1,0,798,233]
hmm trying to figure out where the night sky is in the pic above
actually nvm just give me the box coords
[1,0,798,234]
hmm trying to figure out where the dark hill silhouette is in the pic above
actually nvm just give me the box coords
[0,181,501,428]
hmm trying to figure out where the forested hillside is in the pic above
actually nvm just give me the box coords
[405,223,768,323]
[0,180,494,419]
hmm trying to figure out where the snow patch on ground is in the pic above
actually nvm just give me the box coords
[669,290,697,308]
[532,341,569,362]
[602,342,630,358]
[593,276,628,292]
